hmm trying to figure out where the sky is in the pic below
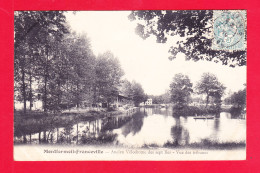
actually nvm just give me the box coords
[65,11,247,96]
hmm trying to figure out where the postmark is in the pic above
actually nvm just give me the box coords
[212,10,246,51]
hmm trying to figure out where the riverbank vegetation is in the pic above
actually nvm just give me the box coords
[146,72,246,117]
[169,72,226,114]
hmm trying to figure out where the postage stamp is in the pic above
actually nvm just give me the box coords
[212,10,246,51]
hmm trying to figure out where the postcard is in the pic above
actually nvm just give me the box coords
[13,10,247,161]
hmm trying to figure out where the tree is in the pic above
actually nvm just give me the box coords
[169,73,193,108]
[14,42,30,113]
[148,95,162,104]
[148,91,171,104]
[131,81,146,106]
[120,80,147,106]
[230,88,246,109]
[120,80,133,98]
[94,51,124,108]
[128,10,246,67]
[14,11,69,114]
[228,86,246,117]
[60,33,95,109]
[161,90,171,104]
[196,72,226,108]
[14,11,70,143]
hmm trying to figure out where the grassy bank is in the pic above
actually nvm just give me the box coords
[141,139,246,150]
[171,105,219,116]
[171,104,244,117]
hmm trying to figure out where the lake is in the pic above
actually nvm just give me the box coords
[14,107,246,149]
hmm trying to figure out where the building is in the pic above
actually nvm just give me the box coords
[140,98,153,106]
[145,98,153,105]
[114,94,134,109]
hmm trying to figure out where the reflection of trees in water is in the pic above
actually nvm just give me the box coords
[214,119,220,135]
[56,120,118,144]
[152,108,162,115]
[100,116,133,132]
[80,131,117,144]
[207,117,220,141]
[140,108,153,116]
[58,124,74,144]
[121,111,147,137]
[14,115,60,144]
[15,117,120,145]
[170,117,190,146]
[152,108,171,116]
[89,120,100,137]
[14,109,159,145]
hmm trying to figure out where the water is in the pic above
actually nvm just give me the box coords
[15,108,246,148]
[113,108,246,147]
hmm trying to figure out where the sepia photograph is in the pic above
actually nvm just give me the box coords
[13,10,247,161]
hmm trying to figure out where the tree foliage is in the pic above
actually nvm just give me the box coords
[131,81,147,106]
[230,88,246,109]
[120,80,133,98]
[129,10,246,67]
[170,73,193,107]
[147,90,171,104]
[14,11,125,114]
[94,51,124,106]
[196,72,226,108]
[14,11,69,113]
[61,33,96,108]
[120,80,147,106]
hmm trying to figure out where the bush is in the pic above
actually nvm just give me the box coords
[172,105,203,116]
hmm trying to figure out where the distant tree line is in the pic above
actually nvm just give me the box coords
[14,11,146,114]
[148,91,171,105]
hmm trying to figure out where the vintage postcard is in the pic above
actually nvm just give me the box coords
[13,10,246,161]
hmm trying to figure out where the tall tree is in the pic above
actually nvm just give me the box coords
[196,72,226,108]
[120,79,133,98]
[131,81,146,106]
[129,10,246,67]
[15,11,69,114]
[94,51,124,108]
[170,73,193,108]
[14,42,30,113]
[61,33,95,109]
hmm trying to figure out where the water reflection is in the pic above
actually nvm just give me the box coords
[14,108,246,148]
[170,117,190,146]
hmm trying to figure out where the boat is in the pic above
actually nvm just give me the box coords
[193,115,215,119]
